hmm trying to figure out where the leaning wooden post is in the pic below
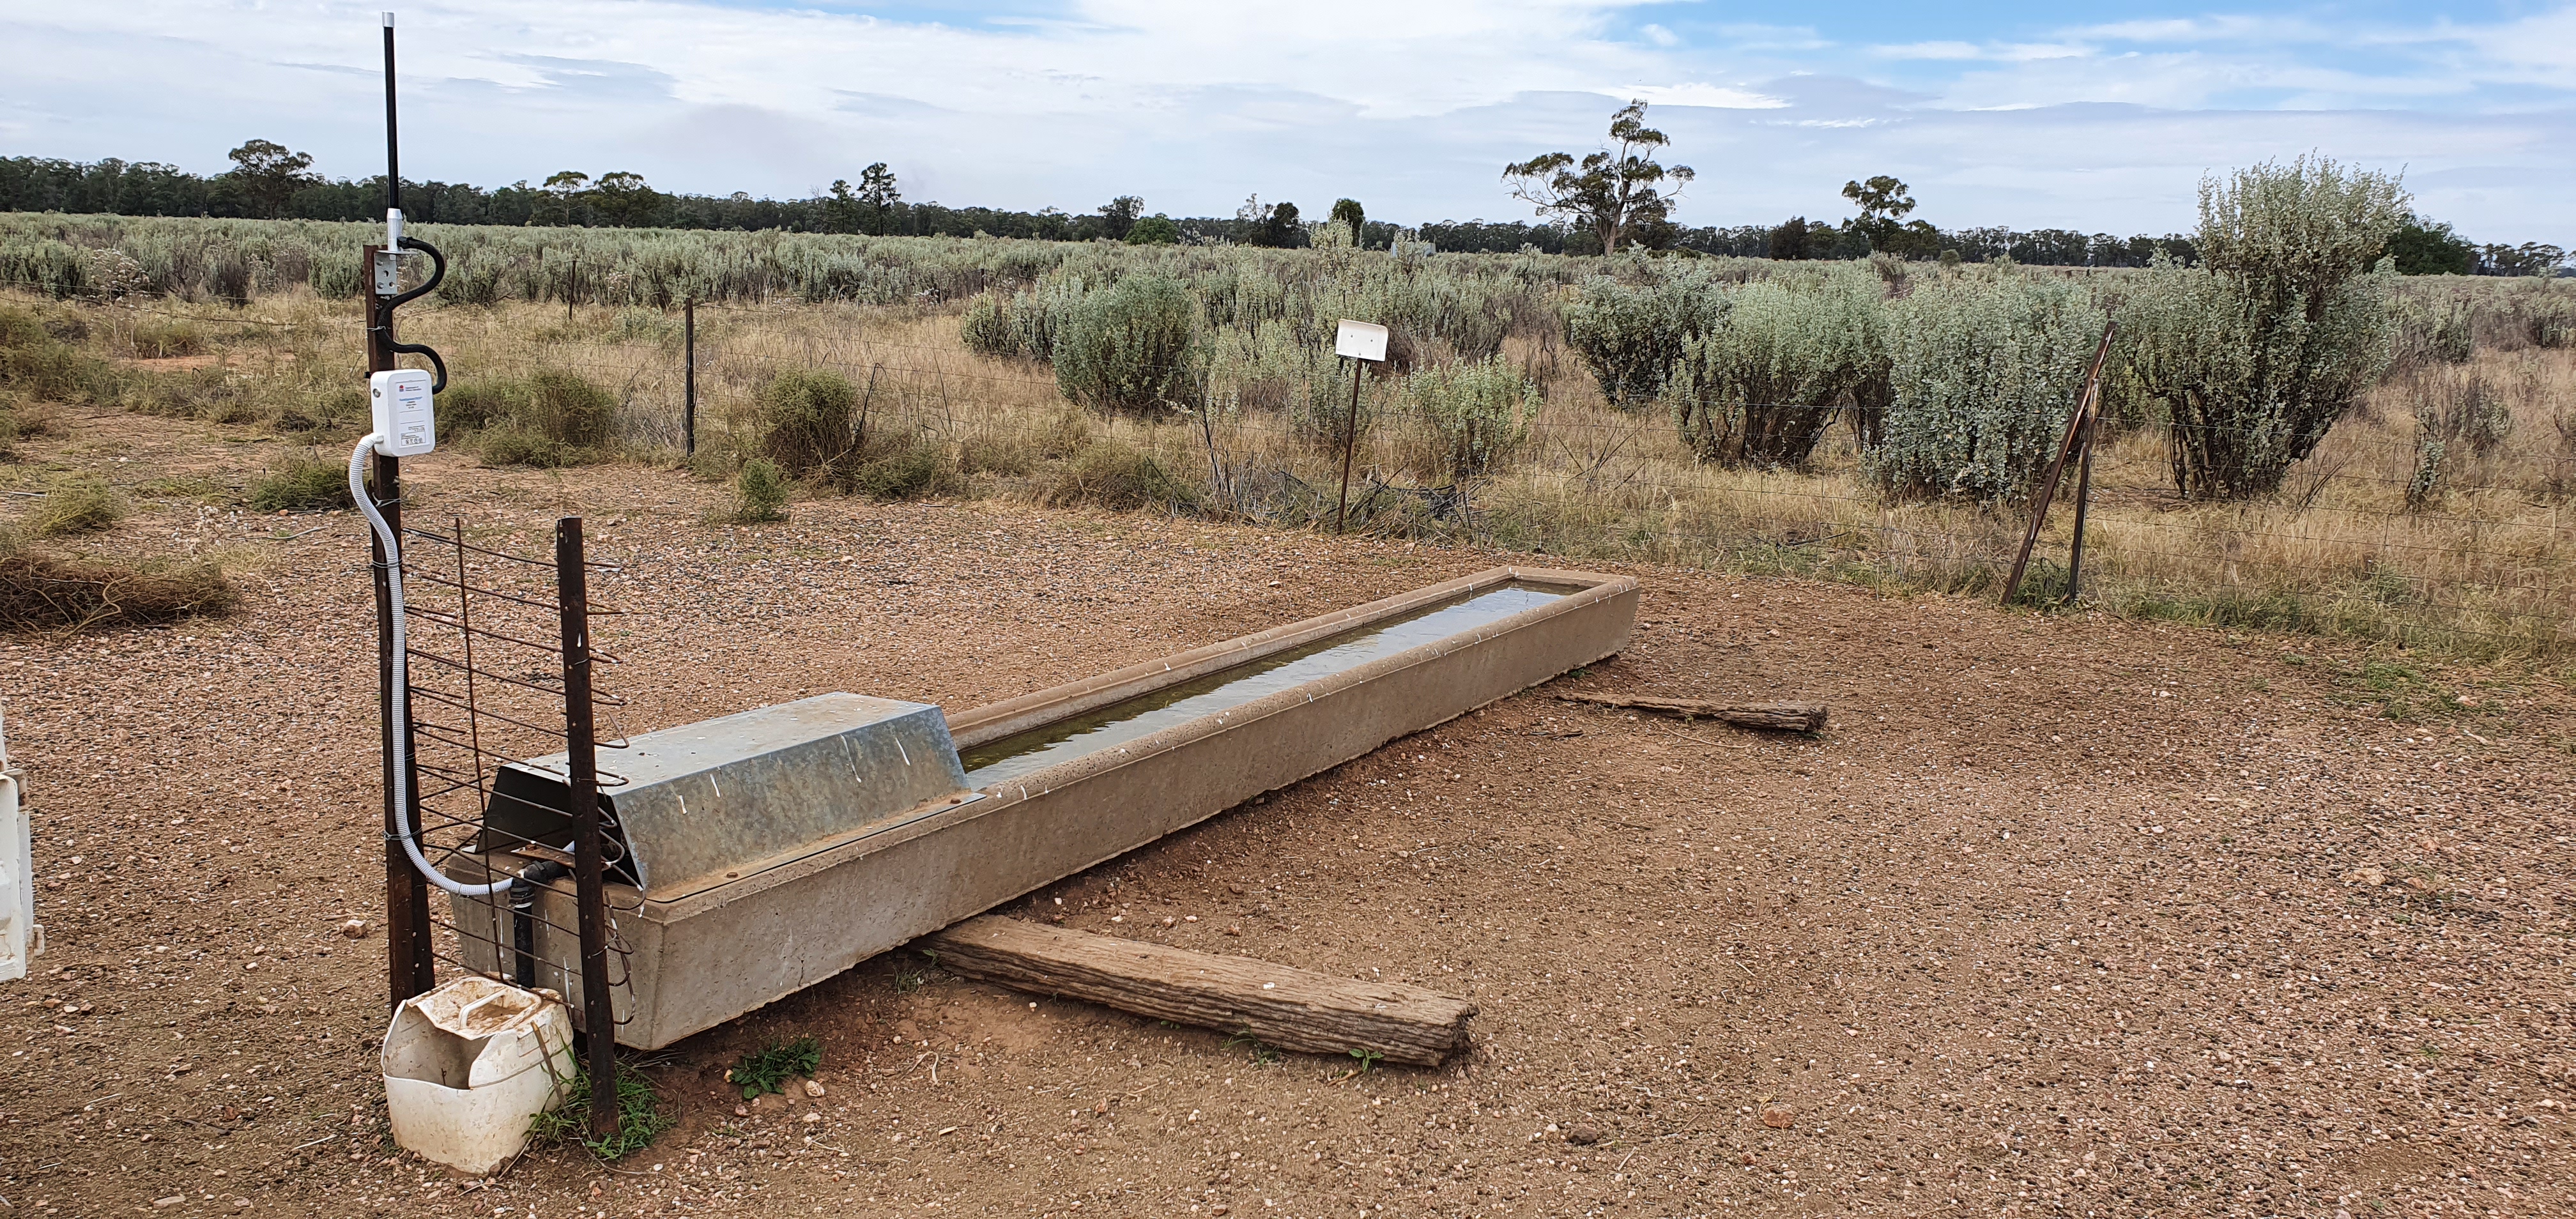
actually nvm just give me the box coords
[2002,320,2115,605]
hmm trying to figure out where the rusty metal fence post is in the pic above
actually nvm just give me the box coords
[554,516,618,1137]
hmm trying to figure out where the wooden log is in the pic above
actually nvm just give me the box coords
[1560,693,1827,732]
[923,916,1475,1066]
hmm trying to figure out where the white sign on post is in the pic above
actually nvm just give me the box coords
[1333,319,1389,363]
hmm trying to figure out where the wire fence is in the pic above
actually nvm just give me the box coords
[6,279,2571,657]
[392,512,638,1131]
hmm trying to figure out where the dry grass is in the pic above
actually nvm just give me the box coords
[26,476,125,536]
[10,286,2570,659]
[0,528,238,631]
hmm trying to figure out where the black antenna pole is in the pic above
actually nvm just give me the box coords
[382,12,400,215]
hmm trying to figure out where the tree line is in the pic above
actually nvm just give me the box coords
[1,128,2561,275]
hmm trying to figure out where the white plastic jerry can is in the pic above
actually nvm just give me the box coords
[381,976,576,1175]
[0,705,37,983]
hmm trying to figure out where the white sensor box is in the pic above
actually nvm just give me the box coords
[369,369,436,457]
[1333,318,1389,362]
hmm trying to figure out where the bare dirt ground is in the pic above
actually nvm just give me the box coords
[3,410,2572,1218]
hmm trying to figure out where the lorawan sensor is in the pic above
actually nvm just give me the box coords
[369,368,436,457]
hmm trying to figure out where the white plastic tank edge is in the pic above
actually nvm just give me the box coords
[0,703,40,983]
[381,976,574,1175]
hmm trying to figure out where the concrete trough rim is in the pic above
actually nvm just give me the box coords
[628,564,1632,923]
[956,564,1634,806]
[947,565,1616,749]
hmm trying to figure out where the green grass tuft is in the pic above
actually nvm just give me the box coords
[29,477,125,536]
[247,452,353,512]
[726,1034,822,1100]
[848,439,964,502]
[528,1065,670,1162]
[721,457,790,523]
[477,426,590,469]
[1040,440,1198,513]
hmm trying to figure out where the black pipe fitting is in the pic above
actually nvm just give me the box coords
[510,859,570,990]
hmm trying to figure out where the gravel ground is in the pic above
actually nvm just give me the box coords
[3,413,2572,1218]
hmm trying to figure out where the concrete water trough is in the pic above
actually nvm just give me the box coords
[449,565,1637,1048]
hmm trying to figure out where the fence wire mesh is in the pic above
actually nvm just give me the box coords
[395,516,640,1035]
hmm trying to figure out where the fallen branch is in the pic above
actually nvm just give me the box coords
[1560,694,1826,732]
[924,916,1475,1066]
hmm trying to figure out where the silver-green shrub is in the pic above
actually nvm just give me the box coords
[2391,291,2475,369]
[1868,271,2104,503]
[961,278,1084,362]
[1561,269,1725,410]
[1054,273,1202,415]
[2498,278,2575,350]
[2124,157,2404,499]
[1400,357,1540,479]
[1666,269,1888,468]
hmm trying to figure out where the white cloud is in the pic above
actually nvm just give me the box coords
[0,0,2568,241]
[1871,42,1988,62]
[1609,83,1789,109]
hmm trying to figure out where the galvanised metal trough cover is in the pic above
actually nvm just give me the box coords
[483,694,976,898]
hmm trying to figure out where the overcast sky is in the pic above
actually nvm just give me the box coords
[3,0,2571,241]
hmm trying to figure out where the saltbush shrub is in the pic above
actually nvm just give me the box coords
[757,368,860,479]
[2123,156,2404,500]
[2392,293,2475,370]
[128,318,206,358]
[477,427,586,468]
[1055,274,1201,416]
[960,293,1014,358]
[962,282,1083,363]
[0,305,116,404]
[434,380,518,433]
[434,371,617,452]
[1400,358,1540,479]
[847,438,965,501]
[1868,272,2104,504]
[523,369,617,448]
[1667,272,1889,468]
[727,458,790,523]
[1561,271,1724,410]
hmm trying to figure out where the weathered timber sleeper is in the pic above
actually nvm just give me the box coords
[1560,693,1827,732]
[924,916,1476,1066]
